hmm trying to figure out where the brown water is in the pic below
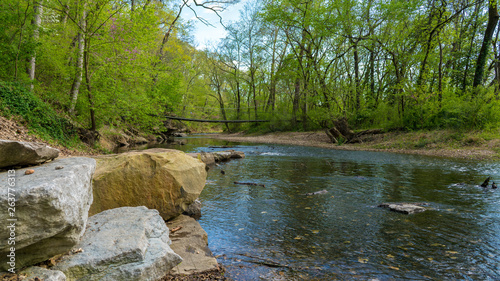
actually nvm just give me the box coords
[155,137,500,280]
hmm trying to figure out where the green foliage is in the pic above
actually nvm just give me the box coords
[0,81,78,145]
[399,87,500,131]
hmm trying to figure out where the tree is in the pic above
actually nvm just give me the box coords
[473,0,499,88]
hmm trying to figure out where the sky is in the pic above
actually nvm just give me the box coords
[180,0,249,50]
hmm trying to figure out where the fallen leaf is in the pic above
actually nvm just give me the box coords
[311,230,319,234]
[358,257,368,263]
[388,266,399,271]
[304,207,312,210]
[294,236,302,240]
[387,254,395,259]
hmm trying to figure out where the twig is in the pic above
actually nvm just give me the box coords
[171,226,183,233]
[234,181,265,187]
[236,253,292,268]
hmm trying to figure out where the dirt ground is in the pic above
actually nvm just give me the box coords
[210,131,500,160]
[0,115,96,157]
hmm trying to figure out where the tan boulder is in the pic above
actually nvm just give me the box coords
[91,149,207,220]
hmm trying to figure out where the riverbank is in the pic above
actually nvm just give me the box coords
[210,130,500,160]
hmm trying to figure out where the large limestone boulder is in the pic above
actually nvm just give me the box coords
[91,149,207,220]
[0,140,60,168]
[0,157,96,271]
[54,206,182,281]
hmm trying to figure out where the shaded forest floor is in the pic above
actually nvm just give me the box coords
[211,130,500,160]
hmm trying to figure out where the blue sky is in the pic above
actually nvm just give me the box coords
[181,0,249,49]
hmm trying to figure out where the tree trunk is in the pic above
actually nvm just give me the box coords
[473,0,499,88]
[83,36,96,132]
[353,42,361,111]
[28,0,42,91]
[69,6,86,115]
[438,37,443,104]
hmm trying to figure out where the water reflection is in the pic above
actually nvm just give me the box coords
[147,137,500,280]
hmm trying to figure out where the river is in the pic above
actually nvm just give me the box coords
[149,136,500,280]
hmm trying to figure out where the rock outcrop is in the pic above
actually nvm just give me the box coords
[0,157,96,271]
[378,202,429,214]
[187,150,245,165]
[91,149,207,220]
[54,207,182,281]
[166,215,218,276]
[0,140,60,168]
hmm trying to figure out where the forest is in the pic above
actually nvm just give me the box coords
[1,0,500,144]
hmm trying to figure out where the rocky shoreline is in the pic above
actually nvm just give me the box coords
[0,140,241,281]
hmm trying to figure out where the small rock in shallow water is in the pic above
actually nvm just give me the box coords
[378,202,429,214]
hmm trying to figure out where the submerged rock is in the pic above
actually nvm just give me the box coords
[378,202,429,214]
[91,149,207,220]
[54,206,182,281]
[0,140,60,168]
[304,189,328,196]
[0,157,95,271]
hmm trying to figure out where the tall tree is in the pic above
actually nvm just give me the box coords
[473,0,499,88]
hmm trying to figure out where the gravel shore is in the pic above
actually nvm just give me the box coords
[210,131,500,160]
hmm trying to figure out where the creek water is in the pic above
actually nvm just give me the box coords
[150,136,500,280]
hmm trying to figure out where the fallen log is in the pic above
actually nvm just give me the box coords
[234,181,265,187]
[325,118,384,144]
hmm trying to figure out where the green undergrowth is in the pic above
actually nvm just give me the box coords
[368,129,500,151]
[0,81,80,147]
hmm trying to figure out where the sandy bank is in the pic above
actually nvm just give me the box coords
[210,131,500,160]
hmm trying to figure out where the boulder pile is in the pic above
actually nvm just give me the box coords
[0,141,214,280]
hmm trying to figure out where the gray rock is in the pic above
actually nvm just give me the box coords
[54,207,182,281]
[378,202,429,214]
[21,266,67,281]
[183,199,202,219]
[0,157,96,271]
[166,215,218,275]
[188,150,245,165]
[173,133,188,138]
[304,189,328,196]
[0,140,60,168]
